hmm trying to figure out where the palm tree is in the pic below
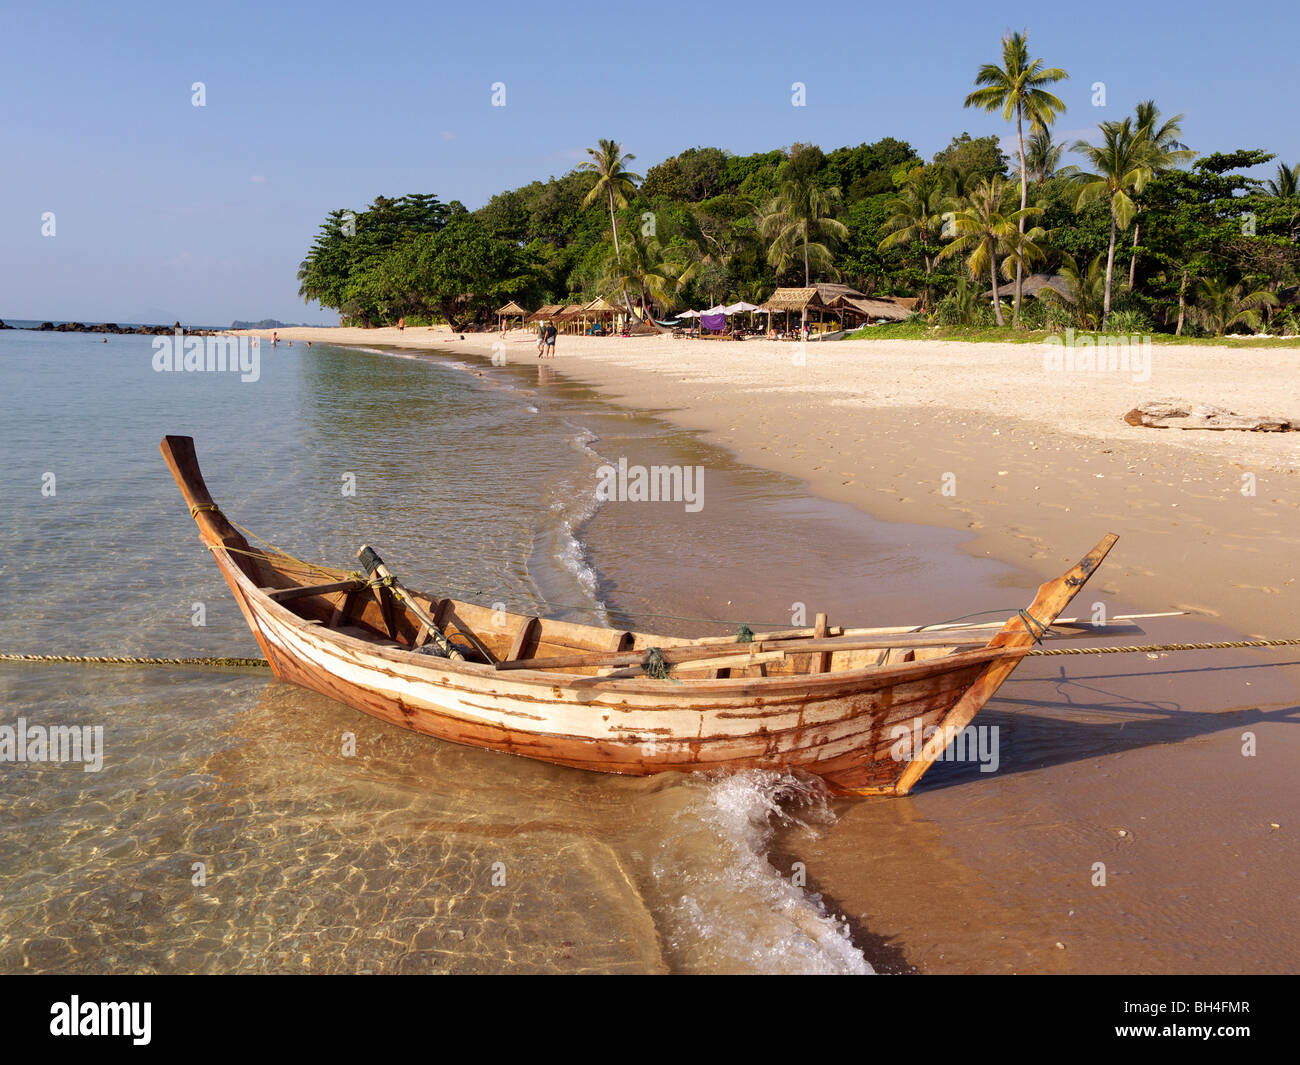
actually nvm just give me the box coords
[579,139,642,317]
[1267,162,1298,198]
[936,176,1043,327]
[964,30,1068,327]
[1126,101,1193,290]
[758,176,849,328]
[1043,253,1107,329]
[601,230,696,320]
[877,166,948,309]
[1191,277,1278,336]
[1021,125,1067,183]
[1072,118,1156,325]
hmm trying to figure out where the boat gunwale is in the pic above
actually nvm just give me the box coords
[219,545,1013,697]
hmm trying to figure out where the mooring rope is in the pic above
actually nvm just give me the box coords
[1027,638,1300,656]
[4,638,1298,673]
[0,652,269,668]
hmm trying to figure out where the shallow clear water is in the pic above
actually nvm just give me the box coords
[5,330,1296,975]
[3,330,1001,974]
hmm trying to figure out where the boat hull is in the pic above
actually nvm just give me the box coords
[162,435,1117,796]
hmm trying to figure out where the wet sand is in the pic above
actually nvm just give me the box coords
[245,325,1300,974]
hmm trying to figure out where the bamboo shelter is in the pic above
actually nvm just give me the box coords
[833,295,912,326]
[582,296,618,335]
[495,300,530,332]
[555,303,589,335]
[761,287,828,336]
[526,304,564,326]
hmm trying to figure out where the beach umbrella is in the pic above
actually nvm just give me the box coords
[724,301,761,313]
[676,309,702,318]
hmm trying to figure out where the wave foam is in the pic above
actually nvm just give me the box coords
[649,770,872,975]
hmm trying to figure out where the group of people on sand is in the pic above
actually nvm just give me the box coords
[536,320,557,358]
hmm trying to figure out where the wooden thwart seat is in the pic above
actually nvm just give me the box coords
[264,578,366,603]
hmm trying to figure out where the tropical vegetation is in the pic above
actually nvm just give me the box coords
[296,31,1300,338]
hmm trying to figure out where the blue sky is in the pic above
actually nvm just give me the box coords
[3,0,1296,325]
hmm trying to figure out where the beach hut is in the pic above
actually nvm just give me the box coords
[582,296,618,335]
[760,287,828,336]
[495,300,530,332]
[981,274,1070,301]
[813,283,868,305]
[832,295,912,326]
[527,304,564,328]
[555,303,589,335]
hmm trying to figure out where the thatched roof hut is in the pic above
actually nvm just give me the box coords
[526,304,564,323]
[982,274,1070,301]
[583,296,619,313]
[814,283,867,304]
[761,287,827,313]
[833,296,911,323]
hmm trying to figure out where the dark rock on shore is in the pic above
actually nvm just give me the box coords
[31,321,222,336]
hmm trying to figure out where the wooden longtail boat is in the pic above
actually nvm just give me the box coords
[162,435,1118,796]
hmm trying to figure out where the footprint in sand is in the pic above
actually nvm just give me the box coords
[1230,583,1282,595]
[1173,603,1219,617]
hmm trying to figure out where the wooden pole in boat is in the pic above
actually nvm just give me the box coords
[356,545,463,660]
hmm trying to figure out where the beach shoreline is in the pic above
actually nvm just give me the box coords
[243,325,1299,640]
[237,324,1300,974]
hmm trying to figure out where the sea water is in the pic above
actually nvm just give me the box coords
[0,329,1019,974]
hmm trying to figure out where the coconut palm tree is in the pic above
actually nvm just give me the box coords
[936,176,1043,327]
[1126,101,1193,290]
[600,230,695,321]
[1021,125,1067,183]
[1072,118,1156,325]
[758,176,849,327]
[877,165,948,310]
[579,139,642,317]
[1043,253,1108,329]
[1191,277,1278,336]
[964,30,1068,327]
[1267,162,1298,198]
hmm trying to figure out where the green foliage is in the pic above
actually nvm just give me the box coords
[933,133,1010,194]
[1106,308,1151,333]
[293,105,1299,340]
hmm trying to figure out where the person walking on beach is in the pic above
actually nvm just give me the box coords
[398,317,405,333]
[542,321,557,358]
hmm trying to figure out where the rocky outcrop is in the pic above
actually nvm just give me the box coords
[31,321,222,336]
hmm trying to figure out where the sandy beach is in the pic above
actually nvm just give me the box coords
[248,325,1300,640]
[229,325,1300,974]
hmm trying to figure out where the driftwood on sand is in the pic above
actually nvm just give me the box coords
[1124,399,1294,432]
